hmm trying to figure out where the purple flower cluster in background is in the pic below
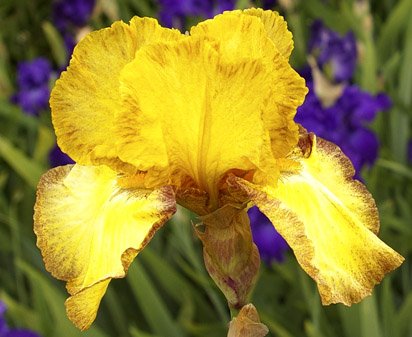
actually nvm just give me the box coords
[296,72,391,178]
[158,0,276,29]
[49,144,75,167]
[52,0,95,31]
[296,21,391,179]
[309,20,357,83]
[12,58,73,167]
[248,207,289,265]
[12,58,52,116]
[52,0,95,56]
[11,0,96,167]
[13,0,97,116]
[0,302,41,337]
[158,0,236,28]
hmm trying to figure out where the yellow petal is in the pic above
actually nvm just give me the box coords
[230,134,404,305]
[34,164,176,329]
[191,9,293,60]
[190,11,276,61]
[117,36,277,205]
[51,17,182,172]
[65,280,109,331]
[191,11,307,160]
[242,8,294,59]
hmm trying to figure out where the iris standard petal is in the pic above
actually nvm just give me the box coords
[191,9,293,60]
[50,17,182,172]
[34,164,176,329]
[118,36,277,203]
[191,11,307,160]
[242,8,294,60]
[230,133,403,305]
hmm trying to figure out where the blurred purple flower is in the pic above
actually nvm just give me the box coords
[0,301,41,337]
[12,58,52,115]
[49,144,75,168]
[52,0,95,32]
[62,33,77,58]
[297,21,391,178]
[0,302,7,336]
[309,20,357,83]
[248,206,289,265]
[52,0,95,60]
[17,59,51,88]
[158,0,236,29]
[296,72,391,178]
[12,59,75,166]
[408,140,412,164]
[261,0,277,8]
[158,0,277,29]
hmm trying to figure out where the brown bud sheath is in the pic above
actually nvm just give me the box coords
[227,304,269,337]
[195,205,260,310]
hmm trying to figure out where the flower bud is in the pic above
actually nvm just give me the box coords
[195,205,260,309]
[228,304,269,337]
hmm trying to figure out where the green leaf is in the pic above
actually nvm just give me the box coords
[376,158,412,180]
[297,266,316,309]
[301,0,348,32]
[377,0,412,62]
[395,293,412,337]
[381,278,395,337]
[42,21,67,67]
[129,326,158,337]
[287,13,306,66]
[127,261,186,337]
[390,108,410,162]
[360,295,382,337]
[360,37,378,93]
[169,208,229,322]
[104,288,129,337]
[398,9,412,107]
[129,0,155,16]
[380,214,412,235]
[140,246,218,326]
[304,320,327,337]
[140,248,196,304]
[0,35,12,98]
[0,291,40,332]
[339,304,361,337]
[260,313,295,337]
[235,0,251,9]
[17,259,109,337]
[381,52,401,84]
[0,135,44,189]
[33,125,55,163]
[181,322,226,337]
[0,99,39,130]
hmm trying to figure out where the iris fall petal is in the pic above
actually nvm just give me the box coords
[231,134,404,305]
[34,164,176,329]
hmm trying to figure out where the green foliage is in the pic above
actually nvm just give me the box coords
[0,0,411,336]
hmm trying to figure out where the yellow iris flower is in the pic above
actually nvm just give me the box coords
[34,9,403,330]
